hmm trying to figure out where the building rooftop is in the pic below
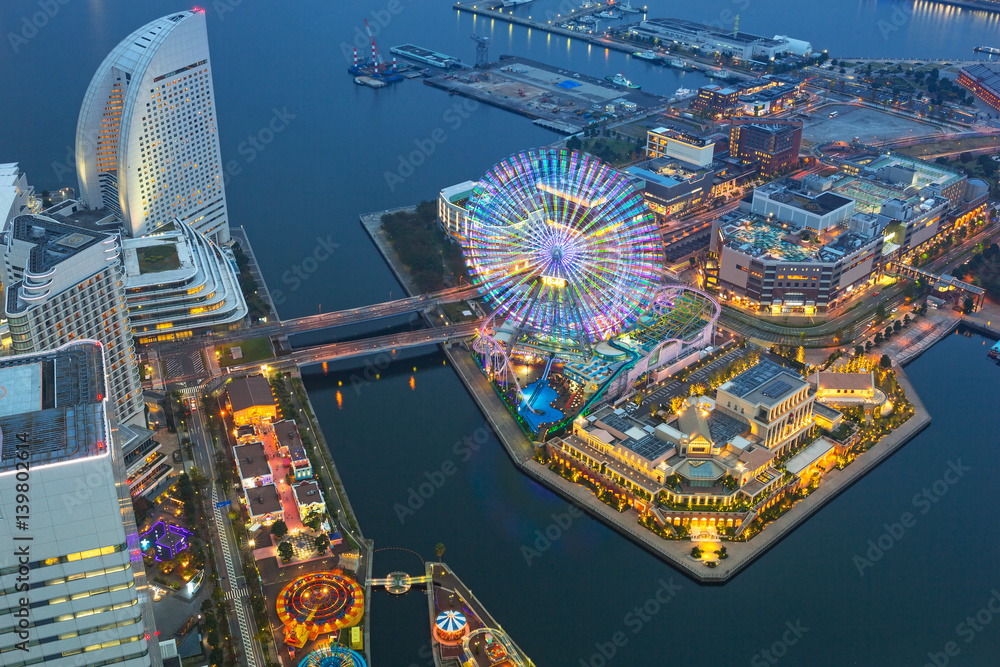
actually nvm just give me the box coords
[591,409,672,462]
[293,481,322,506]
[4,214,110,274]
[755,181,854,217]
[0,342,108,472]
[784,436,837,475]
[813,371,874,392]
[245,484,282,517]
[233,441,271,480]
[227,375,275,413]
[864,153,964,189]
[274,420,307,461]
[718,214,812,261]
[641,17,786,48]
[722,359,807,407]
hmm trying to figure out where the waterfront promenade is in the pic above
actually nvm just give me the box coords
[360,208,938,582]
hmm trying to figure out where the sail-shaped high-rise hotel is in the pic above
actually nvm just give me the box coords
[76,9,230,243]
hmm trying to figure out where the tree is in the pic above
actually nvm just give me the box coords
[879,354,892,369]
[875,303,888,323]
[854,345,865,357]
[963,296,975,314]
[314,534,330,555]
[270,520,288,540]
[277,541,294,563]
[435,543,446,560]
[303,511,324,532]
[670,396,686,414]
[893,320,902,332]
[874,331,883,344]
[865,340,874,351]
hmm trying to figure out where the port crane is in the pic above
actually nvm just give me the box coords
[471,33,490,68]
[348,18,402,84]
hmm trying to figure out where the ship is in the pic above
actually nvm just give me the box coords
[633,50,658,61]
[990,341,1000,359]
[709,69,732,80]
[665,57,694,71]
[596,9,621,19]
[605,71,640,88]
[502,0,534,7]
[615,1,644,13]
[671,87,695,100]
[578,15,598,24]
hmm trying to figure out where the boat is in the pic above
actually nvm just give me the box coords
[709,69,732,80]
[605,71,640,89]
[665,57,692,70]
[616,1,643,13]
[672,87,695,100]
[633,50,658,61]
[578,15,597,24]
[502,0,534,7]
[596,10,621,19]
[990,341,1000,359]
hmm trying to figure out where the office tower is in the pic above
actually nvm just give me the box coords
[729,118,803,177]
[2,214,142,424]
[0,341,160,666]
[0,163,39,228]
[76,9,230,243]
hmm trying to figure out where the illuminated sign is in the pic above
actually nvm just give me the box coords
[541,275,566,288]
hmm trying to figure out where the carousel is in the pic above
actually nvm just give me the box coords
[276,571,364,649]
[433,610,469,644]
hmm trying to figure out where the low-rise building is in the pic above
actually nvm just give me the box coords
[692,85,740,118]
[244,484,283,526]
[226,374,277,425]
[631,18,800,60]
[293,480,326,521]
[750,179,855,232]
[438,180,478,241]
[121,423,173,498]
[646,127,716,167]
[122,221,247,345]
[234,441,273,489]
[275,420,312,480]
[812,371,874,402]
[958,63,1000,113]
[626,158,718,217]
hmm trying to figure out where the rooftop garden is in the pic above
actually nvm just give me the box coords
[136,244,181,273]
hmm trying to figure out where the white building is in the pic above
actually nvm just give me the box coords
[0,341,160,666]
[750,180,855,232]
[645,128,715,168]
[76,9,230,243]
[122,220,247,344]
[0,163,39,228]
[438,180,478,240]
[1,215,143,424]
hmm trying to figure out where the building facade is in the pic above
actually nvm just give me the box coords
[750,180,856,232]
[437,180,477,241]
[76,10,230,242]
[0,341,159,666]
[712,211,883,313]
[1,215,142,424]
[226,374,277,425]
[958,64,1000,113]
[0,162,39,227]
[729,118,803,176]
[645,127,716,167]
[122,220,247,344]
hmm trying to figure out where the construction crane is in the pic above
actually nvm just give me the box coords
[471,33,490,69]
[348,19,402,84]
[366,19,393,76]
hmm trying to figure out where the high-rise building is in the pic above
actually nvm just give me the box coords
[1,214,142,424]
[728,118,803,177]
[76,9,230,243]
[0,341,160,666]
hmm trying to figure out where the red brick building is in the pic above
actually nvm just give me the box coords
[728,118,803,176]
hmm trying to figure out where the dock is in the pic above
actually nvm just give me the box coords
[391,43,464,69]
[423,55,669,132]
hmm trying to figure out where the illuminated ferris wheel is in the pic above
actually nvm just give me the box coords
[462,149,663,346]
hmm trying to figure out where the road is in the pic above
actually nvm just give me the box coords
[187,400,266,667]
[151,285,480,355]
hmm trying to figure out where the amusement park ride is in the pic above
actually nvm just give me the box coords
[462,149,720,434]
